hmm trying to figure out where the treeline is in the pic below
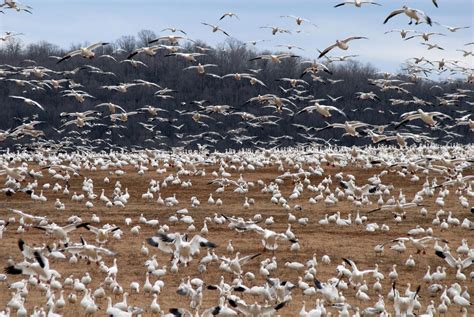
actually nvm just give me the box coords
[0,30,472,151]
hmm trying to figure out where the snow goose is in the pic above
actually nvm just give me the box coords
[8,96,44,111]
[384,6,432,26]
[434,250,473,271]
[335,0,381,8]
[5,251,60,281]
[227,297,288,316]
[64,239,116,263]
[201,22,230,36]
[82,224,120,244]
[318,37,368,58]
[220,12,239,20]
[148,233,216,265]
[384,29,415,38]
[57,42,109,63]
[220,252,260,275]
[33,222,88,246]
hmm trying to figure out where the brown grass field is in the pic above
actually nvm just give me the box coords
[0,162,472,316]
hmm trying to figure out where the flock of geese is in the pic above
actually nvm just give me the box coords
[0,0,472,151]
[0,0,472,316]
[0,145,472,317]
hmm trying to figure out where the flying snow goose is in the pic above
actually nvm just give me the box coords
[4,251,60,281]
[318,36,368,58]
[220,12,239,20]
[228,297,288,316]
[57,42,109,63]
[81,224,120,244]
[201,23,230,36]
[395,109,453,128]
[148,233,216,265]
[434,250,473,270]
[161,27,187,34]
[383,6,432,26]
[9,96,44,111]
[334,1,381,8]
[33,222,89,246]
[219,252,261,275]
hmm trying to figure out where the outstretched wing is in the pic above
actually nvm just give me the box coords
[190,235,216,253]
[384,9,404,24]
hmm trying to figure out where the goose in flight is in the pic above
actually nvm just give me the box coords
[0,31,23,41]
[300,60,332,75]
[245,39,268,46]
[249,53,300,63]
[384,29,415,38]
[57,42,109,63]
[368,201,419,213]
[297,103,346,118]
[260,26,291,35]
[222,214,261,232]
[110,111,138,122]
[166,52,205,62]
[62,89,95,103]
[220,12,239,20]
[276,44,304,51]
[95,102,126,114]
[339,179,377,198]
[404,32,445,41]
[184,63,217,74]
[0,165,31,182]
[420,43,444,50]
[149,35,186,45]
[280,15,313,26]
[318,121,370,137]
[201,23,230,36]
[276,77,308,87]
[435,24,470,32]
[147,233,216,265]
[64,237,117,262]
[334,1,381,8]
[456,49,473,57]
[126,45,160,59]
[384,6,432,26]
[395,109,453,128]
[228,298,288,317]
[33,222,89,246]
[356,91,380,101]
[16,239,48,260]
[342,258,377,285]
[434,250,473,270]
[161,27,187,34]
[0,0,32,13]
[318,36,368,58]
[4,251,60,281]
[314,279,342,303]
[219,252,260,275]
[9,96,44,111]
[248,225,297,251]
[391,237,448,254]
[327,94,343,102]
[9,208,47,223]
[81,224,120,244]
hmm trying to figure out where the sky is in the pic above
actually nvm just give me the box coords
[0,0,472,73]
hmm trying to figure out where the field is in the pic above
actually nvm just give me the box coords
[0,155,472,316]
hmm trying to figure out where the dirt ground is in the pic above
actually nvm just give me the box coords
[0,161,472,316]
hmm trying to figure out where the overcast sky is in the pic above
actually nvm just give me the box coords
[0,0,472,73]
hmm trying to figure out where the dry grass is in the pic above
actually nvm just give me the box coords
[0,162,472,316]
